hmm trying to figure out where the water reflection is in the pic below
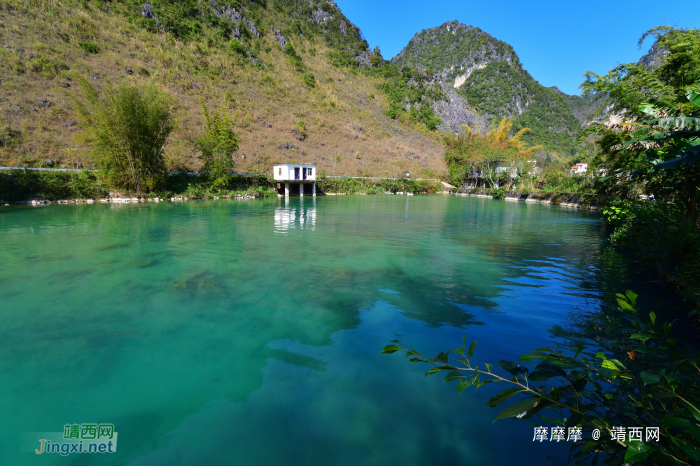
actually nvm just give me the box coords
[274,197,317,234]
[0,196,687,466]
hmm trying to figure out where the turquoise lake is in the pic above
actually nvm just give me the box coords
[0,195,681,465]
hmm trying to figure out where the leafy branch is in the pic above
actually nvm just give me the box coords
[382,290,700,465]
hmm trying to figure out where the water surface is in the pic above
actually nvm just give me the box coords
[0,196,680,465]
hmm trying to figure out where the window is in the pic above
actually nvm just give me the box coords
[278,168,282,176]
[308,168,313,176]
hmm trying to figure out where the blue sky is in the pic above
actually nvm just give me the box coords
[335,0,697,95]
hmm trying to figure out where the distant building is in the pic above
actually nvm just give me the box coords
[273,164,317,196]
[570,163,588,175]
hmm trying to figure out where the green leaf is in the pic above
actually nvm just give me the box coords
[630,333,653,342]
[456,380,471,393]
[424,366,456,377]
[595,352,607,360]
[518,350,549,362]
[616,298,635,312]
[381,344,403,354]
[640,371,661,385]
[498,360,518,377]
[687,89,700,107]
[571,378,587,392]
[662,416,690,427]
[625,289,638,306]
[468,341,477,358]
[601,360,618,370]
[485,363,492,373]
[486,387,524,408]
[493,397,539,422]
[624,443,652,462]
[431,351,450,364]
[613,359,627,369]
[443,371,464,383]
[535,361,566,377]
[649,311,657,325]
[519,399,552,420]
[528,369,563,382]
[454,347,465,357]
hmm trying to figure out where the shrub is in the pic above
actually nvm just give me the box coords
[73,76,175,192]
[0,170,108,202]
[0,124,21,148]
[284,43,303,71]
[490,186,506,199]
[28,56,67,79]
[602,198,636,229]
[295,121,307,137]
[228,38,247,56]
[197,100,240,190]
[302,73,316,88]
[78,42,99,54]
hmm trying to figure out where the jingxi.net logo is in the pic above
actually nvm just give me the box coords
[21,423,118,456]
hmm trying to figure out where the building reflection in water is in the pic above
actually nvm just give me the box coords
[274,197,317,234]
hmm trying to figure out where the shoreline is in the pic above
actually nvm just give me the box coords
[451,191,605,210]
[0,190,604,208]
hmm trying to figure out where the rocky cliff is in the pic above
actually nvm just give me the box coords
[392,21,609,155]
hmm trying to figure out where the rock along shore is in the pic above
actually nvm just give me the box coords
[452,191,606,210]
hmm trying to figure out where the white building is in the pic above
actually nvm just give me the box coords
[273,164,317,196]
[570,163,588,175]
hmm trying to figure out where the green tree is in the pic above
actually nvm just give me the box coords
[583,27,700,120]
[197,101,240,190]
[443,119,540,187]
[620,88,700,216]
[74,76,174,193]
[579,27,700,205]
[370,45,384,67]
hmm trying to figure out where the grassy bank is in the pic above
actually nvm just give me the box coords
[316,176,441,194]
[0,170,442,202]
[0,170,108,202]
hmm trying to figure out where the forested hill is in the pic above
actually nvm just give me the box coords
[392,21,608,157]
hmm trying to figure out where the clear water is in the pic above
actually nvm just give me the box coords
[0,196,681,465]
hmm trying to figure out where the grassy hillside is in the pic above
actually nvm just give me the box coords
[0,0,446,178]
